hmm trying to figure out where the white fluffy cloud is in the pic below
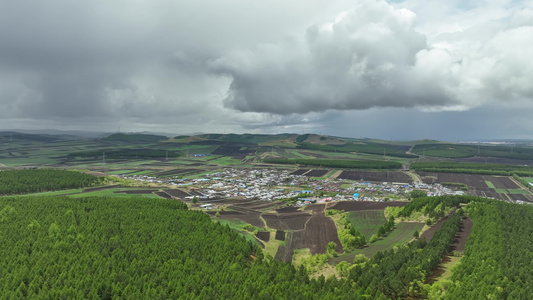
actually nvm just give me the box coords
[213,0,533,115]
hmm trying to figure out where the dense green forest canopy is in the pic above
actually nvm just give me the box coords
[0,196,344,299]
[263,158,402,169]
[68,149,179,160]
[412,143,533,160]
[296,142,417,158]
[1,194,532,298]
[0,169,101,195]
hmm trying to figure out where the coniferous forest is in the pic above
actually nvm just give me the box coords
[0,193,532,299]
[0,169,102,195]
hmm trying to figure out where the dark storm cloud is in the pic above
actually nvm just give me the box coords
[0,0,356,125]
[212,0,533,116]
[211,1,458,115]
[0,0,532,139]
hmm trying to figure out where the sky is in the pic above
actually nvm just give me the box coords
[0,0,532,141]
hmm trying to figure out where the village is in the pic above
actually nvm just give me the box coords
[116,168,463,207]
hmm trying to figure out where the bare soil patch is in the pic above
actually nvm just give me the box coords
[418,172,518,201]
[328,201,407,212]
[156,169,200,176]
[275,204,342,262]
[451,217,473,252]
[291,204,343,255]
[230,200,264,208]
[304,169,329,177]
[113,189,157,194]
[189,189,204,196]
[164,189,190,198]
[256,231,270,242]
[275,230,286,241]
[488,176,519,189]
[337,171,412,183]
[276,206,300,213]
[290,169,309,176]
[425,255,453,284]
[155,191,172,199]
[420,213,454,243]
[274,232,293,262]
[244,201,282,211]
[508,194,529,201]
[262,212,312,230]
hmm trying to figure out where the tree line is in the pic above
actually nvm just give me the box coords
[296,142,417,158]
[411,161,533,177]
[263,158,402,169]
[68,149,179,159]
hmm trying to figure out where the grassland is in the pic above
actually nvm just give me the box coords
[329,222,424,264]
[428,255,463,284]
[346,210,387,239]
[215,219,264,247]
[485,181,495,188]
[263,232,285,258]
[506,189,530,194]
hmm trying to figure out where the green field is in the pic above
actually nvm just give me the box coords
[485,181,496,188]
[207,156,243,165]
[26,186,165,198]
[68,188,161,199]
[330,222,424,264]
[507,189,531,194]
[346,210,387,239]
[127,170,155,175]
[287,150,314,159]
[25,188,85,196]
[215,219,263,247]
[107,169,136,175]
[522,177,533,183]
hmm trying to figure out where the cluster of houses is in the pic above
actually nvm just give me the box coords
[117,168,467,205]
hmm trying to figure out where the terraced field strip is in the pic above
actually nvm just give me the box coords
[507,189,531,194]
[347,210,387,239]
[107,169,136,175]
[263,231,285,258]
[485,181,496,188]
[328,170,343,180]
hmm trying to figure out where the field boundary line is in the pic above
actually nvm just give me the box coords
[509,177,533,195]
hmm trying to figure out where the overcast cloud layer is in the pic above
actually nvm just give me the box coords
[0,0,532,140]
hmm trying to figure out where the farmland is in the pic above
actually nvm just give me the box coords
[2,132,533,298]
[337,170,413,183]
[330,221,424,264]
[417,172,533,202]
[346,210,387,239]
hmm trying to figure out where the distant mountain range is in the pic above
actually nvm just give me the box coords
[1,129,533,145]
